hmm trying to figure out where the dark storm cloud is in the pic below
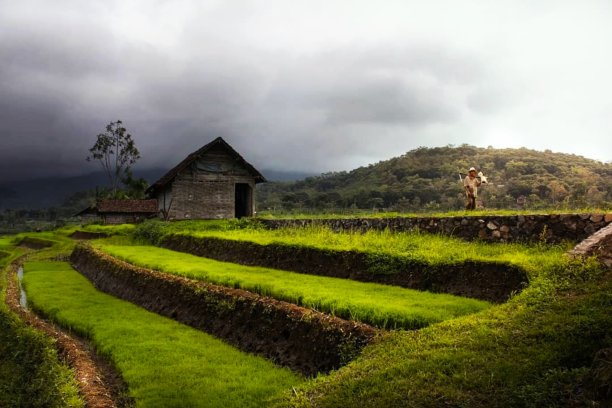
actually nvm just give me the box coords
[1,1,610,184]
[1,27,487,182]
[0,0,509,183]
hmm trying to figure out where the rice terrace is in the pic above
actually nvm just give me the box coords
[0,209,610,407]
[1,130,611,408]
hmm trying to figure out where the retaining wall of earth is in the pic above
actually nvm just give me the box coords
[160,234,528,303]
[70,245,377,376]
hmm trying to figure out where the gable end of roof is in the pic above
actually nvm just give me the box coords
[145,137,266,196]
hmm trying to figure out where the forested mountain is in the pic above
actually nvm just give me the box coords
[256,145,611,212]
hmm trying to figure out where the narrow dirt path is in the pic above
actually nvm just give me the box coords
[5,261,131,408]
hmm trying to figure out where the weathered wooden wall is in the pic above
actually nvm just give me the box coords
[158,145,257,220]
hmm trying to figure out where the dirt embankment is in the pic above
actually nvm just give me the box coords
[69,230,109,240]
[17,237,55,250]
[160,235,528,303]
[70,245,378,376]
[5,261,131,408]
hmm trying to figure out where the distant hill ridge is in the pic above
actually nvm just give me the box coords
[257,145,611,211]
[0,168,314,210]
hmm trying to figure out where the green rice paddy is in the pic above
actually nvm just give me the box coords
[23,261,302,408]
[0,245,83,407]
[97,243,491,329]
[138,220,567,273]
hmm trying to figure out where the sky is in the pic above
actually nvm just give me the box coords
[1,0,611,183]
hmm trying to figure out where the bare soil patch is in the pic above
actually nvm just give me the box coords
[69,231,109,240]
[18,237,55,250]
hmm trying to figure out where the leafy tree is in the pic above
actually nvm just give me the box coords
[87,120,140,196]
[121,169,149,199]
[256,145,611,213]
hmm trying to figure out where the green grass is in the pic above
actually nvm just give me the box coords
[80,223,137,235]
[147,221,567,273]
[281,257,612,407]
[0,247,83,407]
[0,236,16,249]
[96,243,491,329]
[255,208,611,219]
[23,260,302,408]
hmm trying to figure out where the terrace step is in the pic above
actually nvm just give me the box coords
[160,234,527,303]
[70,244,378,376]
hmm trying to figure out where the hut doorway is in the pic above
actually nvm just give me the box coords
[235,183,253,218]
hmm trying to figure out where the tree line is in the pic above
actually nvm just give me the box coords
[256,145,611,213]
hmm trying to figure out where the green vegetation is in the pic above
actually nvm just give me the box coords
[0,236,16,249]
[257,145,611,213]
[80,223,136,235]
[97,243,491,329]
[256,208,611,219]
[283,257,612,407]
[2,217,609,407]
[136,220,568,273]
[23,261,302,408]
[0,245,83,407]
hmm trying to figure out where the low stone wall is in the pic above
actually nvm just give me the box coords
[161,234,528,302]
[70,245,377,376]
[260,213,612,243]
[570,223,612,268]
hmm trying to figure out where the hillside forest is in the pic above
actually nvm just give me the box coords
[256,145,611,213]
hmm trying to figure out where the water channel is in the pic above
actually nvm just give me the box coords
[17,266,27,308]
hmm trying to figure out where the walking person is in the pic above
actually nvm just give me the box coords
[464,167,481,210]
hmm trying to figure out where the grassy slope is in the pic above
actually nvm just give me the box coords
[146,220,567,271]
[0,241,83,408]
[255,209,612,219]
[80,223,137,235]
[283,257,612,407]
[23,261,302,408]
[133,221,611,406]
[97,243,491,329]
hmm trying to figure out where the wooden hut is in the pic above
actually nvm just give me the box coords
[76,199,158,224]
[146,137,266,220]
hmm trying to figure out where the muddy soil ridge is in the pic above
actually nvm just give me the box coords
[160,234,528,303]
[70,244,378,376]
[18,236,55,250]
[69,230,109,240]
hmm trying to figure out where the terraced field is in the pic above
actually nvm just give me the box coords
[23,261,301,407]
[96,243,491,329]
[0,238,82,407]
[138,219,564,267]
[1,218,610,407]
